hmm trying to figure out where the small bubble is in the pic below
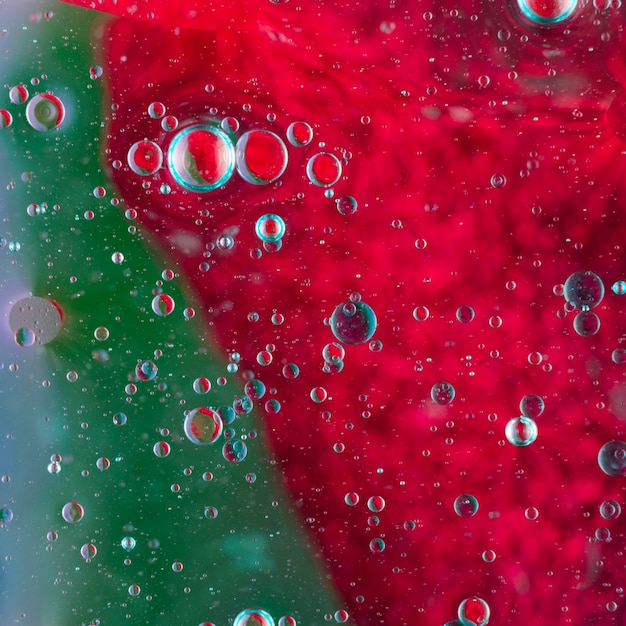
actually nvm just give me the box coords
[127,141,163,176]
[431,382,455,405]
[505,416,538,446]
[454,494,479,518]
[61,501,84,523]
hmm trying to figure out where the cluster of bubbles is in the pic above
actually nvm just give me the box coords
[322,341,346,374]
[505,394,543,447]
[1,85,65,132]
[562,270,604,337]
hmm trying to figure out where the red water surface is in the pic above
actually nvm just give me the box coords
[61,0,626,623]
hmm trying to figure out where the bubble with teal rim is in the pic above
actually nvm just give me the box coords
[233,609,274,626]
[516,0,577,23]
[329,300,377,345]
[255,213,285,243]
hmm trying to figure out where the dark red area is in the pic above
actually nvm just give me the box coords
[61,0,626,623]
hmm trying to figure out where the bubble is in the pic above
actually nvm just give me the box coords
[516,0,577,23]
[14,327,35,347]
[128,584,141,597]
[457,597,490,626]
[255,214,286,243]
[0,508,14,524]
[113,412,127,426]
[282,363,300,379]
[286,121,313,147]
[25,94,65,131]
[89,65,103,80]
[92,186,106,199]
[161,115,178,132]
[233,609,275,626]
[564,271,604,310]
[80,543,97,561]
[221,116,240,133]
[184,407,223,445]
[344,492,359,506]
[9,85,29,104]
[193,377,211,394]
[47,461,61,474]
[135,359,158,381]
[367,496,385,512]
[172,561,184,572]
[257,350,273,366]
[334,610,349,623]
[519,394,544,418]
[482,549,496,562]
[152,294,175,316]
[94,326,109,341]
[111,251,124,264]
[147,101,166,118]
[310,387,328,403]
[505,416,538,447]
[153,441,171,458]
[168,124,235,192]
[598,440,626,476]
[369,538,385,553]
[322,342,345,364]
[278,617,297,626]
[454,494,479,518]
[335,195,358,215]
[612,349,626,364]
[222,439,248,463]
[96,457,110,471]
[61,501,84,523]
[127,140,163,176]
[456,305,475,323]
[573,311,601,336]
[413,306,430,321]
[306,152,342,187]
[9,296,63,346]
[490,173,506,188]
[431,382,455,405]
[236,129,287,185]
[599,499,621,520]
[66,370,79,383]
[612,281,626,295]
[0,109,13,128]
[121,536,136,551]
[244,379,266,400]
[329,300,377,345]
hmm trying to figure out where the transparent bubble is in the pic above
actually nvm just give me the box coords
[456,305,475,323]
[431,382,455,405]
[598,440,626,476]
[171,561,184,572]
[152,294,175,316]
[96,457,110,471]
[161,115,178,132]
[66,370,78,383]
[573,311,600,336]
[482,550,496,563]
[599,499,621,520]
[127,140,163,176]
[128,584,141,597]
[286,121,313,147]
[505,416,538,446]
[61,501,84,523]
[369,538,385,553]
[367,496,385,512]
[323,342,345,364]
[310,387,328,403]
[344,492,359,506]
[147,101,166,119]
[334,610,349,623]
[454,494,479,518]
[121,536,136,551]
[168,124,235,192]
[221,116,240,133]
[282,363,300,379]
[564,270,604,310]
[255,214,286,243]
[330,300,377,345]
[222,439,248,463]
[278,617,297,626]
[94,326,109,341]
[153,441,171,458]
[0,109,13,128]
[596,526,611,541]
[519,394,544,418]
[612,348,626,364]
[135,359,158,381]
[516,0,577,23]
[611,281,626,295]
[80,543,97,561]
[244,379,267,400]
[9,84,29,104]
[413,306,430,321]
[184,407,223,445]
[14,327,35,347]
[47,461,61,475]
[193,377,211,394]
[336,195,358,215]
[113,412,127,426]
[26,94,65,131]
[233,608,275,626]
[0,508,14,524]
[236,129,288,185]
[204,506,219,520]
[92,186,106,199]
[457,596,490,626]
[306,152,342,187]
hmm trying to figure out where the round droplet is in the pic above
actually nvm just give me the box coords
[278,616,297,626]
[121,536,136,551]
[14,327,35,347]
[457,596,490,626]
[454,494,479,518]
[221,116,240,133]
[611,280,626,295]
[519,394,544,418]
[367,496,386,513]
[344,492,359,506]
[336,195,358,215]
[153,441,171,458]
[80,543,97,561]
[334,610,349,624]
[282,363,300,379]
[255,214,286,243]
[482,550,496,563]
[413,306,430,321]
[193,377,211,394]
[599,499,621,520]
[89,65,103,80]
[306,152,342,187]
[431,382,455,405]
[113,412,127,426]
[168,124,235,192]
[147,101,166,118]
[96,457,110,471]
[329,300,377,345]
[505,416,538,447]
[322,342,345,364]
[172,561,183,572]
[61,501,84,523]
[184,407,223,445]
[135,359,158,381]
[564,271,604,310]
[9,85,29,105]
[233,608,275,626]
[516,0,577,23]
[456,305,475,323]
[9,296,62,346]
[573,311,601,337]
[286,121,313,147]
[151,294,175,316]
[369,538,385,553]
[47,461,61,474]
[161,115,178,132]
[128,584,141,597]
[244,379,266,400]
[0,109,13,128]
[222,439,248,463]
[127,140,163,176]
[94,326,109,341]
[204,506,219,519]
[310,387,328,403]
[0,508,14,524]
[26,94,65,131]
[598,440,626,476]
[236,129,288,185]
[612,349,626,364]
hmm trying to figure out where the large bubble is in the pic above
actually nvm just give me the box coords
[329,300,377,345]
[184,407,223,445]
[127,140,163,176]
[563,270,604,310]
[598,440,626,476]
[26,94,65,131]
[236,130,287,185]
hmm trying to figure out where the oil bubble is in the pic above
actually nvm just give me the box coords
[278,617,297,626]
[221,116,240,133]
[286,121,313,147]
[14,327,35,347]
[255,213,285,243]
[456,305,475,323]
[193,377,211,394]
[96,457,110,471]
[564,270,604,310]
[519,394,544,418]
[61,501,84,523]
[431,382,455,405]
[121,536,136,551]
[0,508,13,524]
[233,608,274,626]
[153,441,171,458]
[168,124,235,192]
[113,412,127,426]
[413,306,429,321]
[310,387,328,403]
[171,561,183,572]
[598,440,626,476]
[344,492,359,506]
[89,65,103,80]
[330,300,377,345]
[26,94,65,131]
[9,85,29,105]
[482,550,496,562]
[152,294,175,316]
[335,195,358,215]
[505,416,538,446]
[573,311,600,336]
[454,494,479,518]
[161,115,178,132]
[135,359,158,381]
[147,101,166,118]
[0,110,13,128]
[612,349,626,364]
[244,379,266,400]
[457,596,490,626]
[127,140,163,176]
[306,152,342,187]
[599,499,621,520]
[94,326,109,341]
[128,584,141,597]
[612,281,626,295]
[323,342,345,364]
[367,496,385,512]
[369,538,385,553]
[516,0,577,23]
[80,543,97,561]
[222,439,248,463]
[236,129,287,185]
[184,407,223,445]
[282,363,300,379]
